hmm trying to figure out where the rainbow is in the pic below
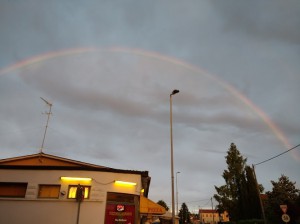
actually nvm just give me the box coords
[0,47,295,160]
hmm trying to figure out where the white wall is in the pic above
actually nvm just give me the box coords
[0,169,142,224]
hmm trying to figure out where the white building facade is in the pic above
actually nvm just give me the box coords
[0,153,165,224]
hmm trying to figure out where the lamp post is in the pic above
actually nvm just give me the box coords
[170,89,179,224]
[176,171,180,216]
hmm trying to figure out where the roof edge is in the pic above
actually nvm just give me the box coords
[0,153,149,176]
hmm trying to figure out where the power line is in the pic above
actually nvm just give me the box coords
[254,143,300,166]
[185,198,212,204]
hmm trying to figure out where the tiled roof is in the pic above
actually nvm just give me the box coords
[199,209,217,213]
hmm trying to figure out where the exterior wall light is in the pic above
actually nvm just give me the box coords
[60,177,92,181]
[114,180,137,186]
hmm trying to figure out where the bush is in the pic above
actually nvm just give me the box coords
[237,219,264,224]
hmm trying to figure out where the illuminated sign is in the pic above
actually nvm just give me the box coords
[105,203,135,224]
[148,207,164,213]
[117,204,125,212]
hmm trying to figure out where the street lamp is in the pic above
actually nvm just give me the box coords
[176,171,180,216]
[170,89,179,224]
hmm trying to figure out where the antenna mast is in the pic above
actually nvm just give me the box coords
[40,97,52,154]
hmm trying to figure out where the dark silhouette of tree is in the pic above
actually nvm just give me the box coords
[265,175,300,224]
[214,143,264,221]
[244,166,263,219]
[214,143,247,221]
[157,199,169,211]
[178,202,191,224]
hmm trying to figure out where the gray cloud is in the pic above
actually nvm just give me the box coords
[211,0,300,44]
[0,0,299,208]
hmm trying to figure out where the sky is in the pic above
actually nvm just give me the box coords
[0,0,299,212]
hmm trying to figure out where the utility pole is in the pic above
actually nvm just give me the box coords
[252,164,267,224]
[211,197,214,224]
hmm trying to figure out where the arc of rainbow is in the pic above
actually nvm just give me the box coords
[0,46,293,155]
[110,47,292,151]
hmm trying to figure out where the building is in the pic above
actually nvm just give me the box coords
[0,152,165,224]
[199,209,229,224]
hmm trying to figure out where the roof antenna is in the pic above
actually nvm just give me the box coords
[39,97,53,155]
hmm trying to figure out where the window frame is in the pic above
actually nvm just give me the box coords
[67,185,91,199]
[38,184,61,199]
[0,182,28,198]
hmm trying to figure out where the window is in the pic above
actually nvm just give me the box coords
[38,185,60,198]
[0,182,27,198]
[67,185,90,199]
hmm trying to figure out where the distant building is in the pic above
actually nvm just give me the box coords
[199,209,229,224]
[0,153,166,224]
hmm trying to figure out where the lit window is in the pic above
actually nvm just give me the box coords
[68,185,90,199]
[38,185,60,198]
[0,182,27,198]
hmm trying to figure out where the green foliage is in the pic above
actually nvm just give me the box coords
[237,219,264,224]
[224,220,264,224]
[178,202,191,224]
[265,175,300,223]
[214,143,300,223]
[157,200,169,211]
[214,143,263,221]
[244,166,262,219]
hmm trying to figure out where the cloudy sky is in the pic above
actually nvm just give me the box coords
[0,1,299,211]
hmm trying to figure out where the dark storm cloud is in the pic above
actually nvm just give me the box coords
[0,0,299,208]
[212,0,300,44]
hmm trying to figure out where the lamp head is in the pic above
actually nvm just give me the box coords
[171,89,180,95]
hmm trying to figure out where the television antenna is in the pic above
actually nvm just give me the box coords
[39,97,52,154]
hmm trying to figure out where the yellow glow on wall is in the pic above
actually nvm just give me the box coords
[60,177,92,181]
[114,180,137,186]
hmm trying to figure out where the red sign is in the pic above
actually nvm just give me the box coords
[105,203,135,224]
[117,204,125,212]
[280,204,288,214]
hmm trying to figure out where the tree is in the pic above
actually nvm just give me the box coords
[214,143,247,221]
[178,202,191,224]
[157,200,169,211]
[265,175,300,224]
[244,166,263,219]
[214,143,265,221]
